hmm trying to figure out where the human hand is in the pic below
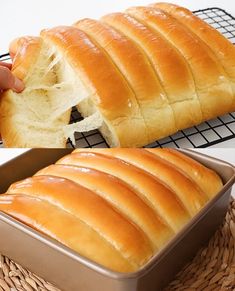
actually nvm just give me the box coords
[0,62,24,93]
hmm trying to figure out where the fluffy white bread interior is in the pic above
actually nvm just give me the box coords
[0,40,104,148]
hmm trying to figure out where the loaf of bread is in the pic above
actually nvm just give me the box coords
[0,3,234,147]
[0,149,223,272]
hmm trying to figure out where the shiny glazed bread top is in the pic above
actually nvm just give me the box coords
[0,149,223,272]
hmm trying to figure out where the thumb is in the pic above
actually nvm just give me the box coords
[0,66,24,93]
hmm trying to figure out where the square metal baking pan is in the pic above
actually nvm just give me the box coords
[0,149,234,291]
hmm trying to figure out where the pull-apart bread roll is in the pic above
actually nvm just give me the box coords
[0,2,234,147]
[0,149,223,272]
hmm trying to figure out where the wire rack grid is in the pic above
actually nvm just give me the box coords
[0,7,235,148]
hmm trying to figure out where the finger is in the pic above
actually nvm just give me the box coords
[0,66,14,89]
[0,66,24,92]
[0,62,12,70]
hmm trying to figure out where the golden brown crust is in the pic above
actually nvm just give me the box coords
[10,36,42,81]
[72,149,208,215]
[7,175,153,267]
[74,18,176,142]
[125,6,234,120]
[58,151,192,230]
[101,12,203,131]
[151,2,235,110]
[41,27,133,119]
[35,163,174,249]
[0,194,136,272]
[146,149,223,198]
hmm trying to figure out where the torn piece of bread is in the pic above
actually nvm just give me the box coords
[1,37,69,147]
[0,36,103,147]
[0,2,235,148]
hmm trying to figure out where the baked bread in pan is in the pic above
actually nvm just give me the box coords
[0,149,223,272]
[0,3,234,147]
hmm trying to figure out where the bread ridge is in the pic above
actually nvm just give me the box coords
[72,149,208,214]
[125,6,234,120]
[74,18,177,142]
[41,26,148,147]
[152,2,235,110]
[0,194,136,272]
[101,12,204,132]
[57,151,194,225]
[35,163,173,248]
[7,175,153,267]
[146,148,223,198]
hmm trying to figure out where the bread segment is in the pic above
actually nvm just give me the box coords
[0,194,136,272]
[74,18,176,142]
[7,175,152,267]
[102,12,203,131]
[35,164,172,249]
[41,26,148,147]
[57,152,190,230]
[152,2,235,110]
[126,6,234,119]
[146,148,223,198]
[72,149,207,215]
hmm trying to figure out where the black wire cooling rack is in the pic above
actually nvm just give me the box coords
[0,7,235,148]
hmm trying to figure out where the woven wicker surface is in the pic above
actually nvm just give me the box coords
[0,201,235,291]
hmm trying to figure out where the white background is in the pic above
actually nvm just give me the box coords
[0,149,234,197]
[0,0,235,53]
